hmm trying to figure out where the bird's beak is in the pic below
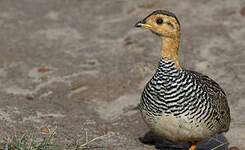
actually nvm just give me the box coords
[135,20,152,29]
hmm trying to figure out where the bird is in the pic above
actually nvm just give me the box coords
[135,10,231,150]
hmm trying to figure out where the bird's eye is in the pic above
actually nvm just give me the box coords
[156,18,163,24]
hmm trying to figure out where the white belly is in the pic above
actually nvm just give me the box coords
[141,110,213,143]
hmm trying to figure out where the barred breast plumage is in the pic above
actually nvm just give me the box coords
[135,10,231,149]
[139,59,230,143]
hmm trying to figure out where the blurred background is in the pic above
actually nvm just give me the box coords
[0,0,244,149]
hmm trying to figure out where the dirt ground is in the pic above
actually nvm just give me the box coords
[0,0,245,150]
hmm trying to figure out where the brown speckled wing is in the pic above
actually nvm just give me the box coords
[186,70,231,133]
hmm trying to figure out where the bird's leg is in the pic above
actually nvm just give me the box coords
[188,141,200,150]
[189,144,197,150]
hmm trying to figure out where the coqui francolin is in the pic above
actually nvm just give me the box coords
[135,10,231,150]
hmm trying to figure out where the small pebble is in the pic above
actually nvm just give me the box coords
[240,7,245,16]
[26,95,34,101]
[38,68,50,73]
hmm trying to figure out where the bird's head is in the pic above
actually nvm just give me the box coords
[135,10,180,39]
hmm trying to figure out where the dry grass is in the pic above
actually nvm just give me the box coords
[0,126,108,150]
[0,130,58,150]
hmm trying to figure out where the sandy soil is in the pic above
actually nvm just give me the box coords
[0,0,245,149]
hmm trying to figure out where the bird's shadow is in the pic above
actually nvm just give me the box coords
[139,131,229,150]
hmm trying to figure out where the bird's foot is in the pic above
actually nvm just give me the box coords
[188,142,200,150]
[189,144,197,150]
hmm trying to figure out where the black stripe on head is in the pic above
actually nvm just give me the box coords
[142,10,180,25]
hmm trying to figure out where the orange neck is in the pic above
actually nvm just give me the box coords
[161,36,181,70]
